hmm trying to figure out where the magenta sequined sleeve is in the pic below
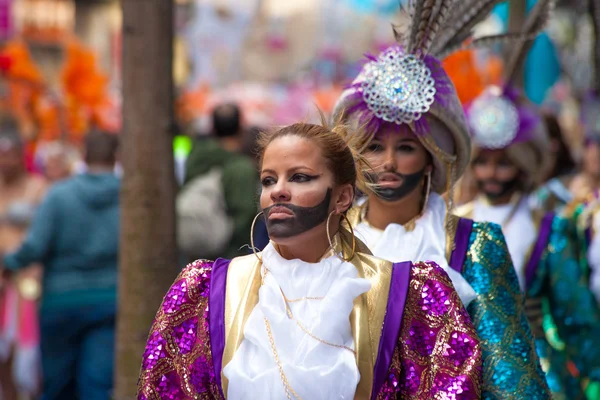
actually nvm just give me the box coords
[137,260,222,400]
[395,262,483,399]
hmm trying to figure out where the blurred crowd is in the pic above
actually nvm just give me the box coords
[0,115,120,400]
[0,100,268,399]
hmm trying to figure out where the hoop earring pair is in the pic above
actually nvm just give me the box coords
[249,210,357,263]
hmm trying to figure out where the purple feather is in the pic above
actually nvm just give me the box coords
[344,46,457,137]
[503,85,541,145]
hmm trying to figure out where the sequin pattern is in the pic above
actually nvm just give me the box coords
[378,261,483,399]
[462,222,551,399]
[137,260,221,400]
[536,216,600,398]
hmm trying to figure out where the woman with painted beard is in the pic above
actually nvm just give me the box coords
[137,117,482,400]
[454,6,600,400]
[333,1,551,399]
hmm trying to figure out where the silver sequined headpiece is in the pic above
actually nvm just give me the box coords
[468,90,520,149]
[361,50,437,125]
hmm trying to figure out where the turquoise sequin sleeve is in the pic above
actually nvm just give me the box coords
[462,222,551,399]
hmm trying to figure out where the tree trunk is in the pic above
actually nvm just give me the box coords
[114,0,176,398]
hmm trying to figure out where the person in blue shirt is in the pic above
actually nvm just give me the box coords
[1,130,120,400]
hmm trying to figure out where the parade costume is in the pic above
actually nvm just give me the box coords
[333,1,550,398]
[456,2,600,397]
[570,193,600,303]
[137,230,482,399]
[563,0,600,305]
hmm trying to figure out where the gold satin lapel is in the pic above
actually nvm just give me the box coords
[221,254,262,397]
[350,253,393,399]
[336,227,393,399]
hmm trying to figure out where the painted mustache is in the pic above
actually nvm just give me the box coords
[366,168,427,202]
[262,188,332,239]
[476,177,521,200]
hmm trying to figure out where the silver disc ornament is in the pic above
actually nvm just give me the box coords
[468,92,520,149]
[361,50,437,125]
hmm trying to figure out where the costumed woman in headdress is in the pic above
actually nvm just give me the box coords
[137,116,482,400]
[455,2,600,398]
[333,0,550,398]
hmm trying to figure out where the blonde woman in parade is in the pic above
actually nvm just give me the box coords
[333,0,550,398]
[136,116,482,399]
[453,2,600,398]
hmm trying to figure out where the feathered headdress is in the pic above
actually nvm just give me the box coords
[333,0,543,197]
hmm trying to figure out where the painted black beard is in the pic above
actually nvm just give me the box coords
[367,168,427,202]
[477,177,521,201]
[263,188,332,239]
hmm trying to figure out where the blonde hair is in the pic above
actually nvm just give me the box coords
[256,110,374,205]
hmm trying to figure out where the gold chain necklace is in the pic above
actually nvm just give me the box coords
[264,316,304,400]
[263,268,325,303]
[261,266,357,399]
[262,268,356,355]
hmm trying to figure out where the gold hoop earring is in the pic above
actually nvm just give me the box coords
[421,171,432,215]
[250,211,264,263]
[326,210,357,262]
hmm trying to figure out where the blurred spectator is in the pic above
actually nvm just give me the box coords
[179,103,258,260]
[34,141,81,183]
[544,113,576,181]
[242,125,262,161]
[1,131,120,400]
[0,119,47,400]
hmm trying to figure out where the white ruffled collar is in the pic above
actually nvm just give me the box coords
[223,243,371,400]
[355,193,477,306]
[473,196,535,290]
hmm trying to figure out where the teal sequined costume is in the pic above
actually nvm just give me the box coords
[525,214,600,399]
[531,176,574,215]
[455,220,551,399]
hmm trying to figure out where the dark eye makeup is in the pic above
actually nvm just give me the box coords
[367,142,384,152]
[261,176,276,186]
[260,173,319,187]
[397,144,416,152]
[290,173,318,183]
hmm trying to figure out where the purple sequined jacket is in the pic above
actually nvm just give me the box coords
[137,258,482,399]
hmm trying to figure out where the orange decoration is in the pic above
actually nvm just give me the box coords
[313,85,344,114]
[0,40,46,140]
[443,49,503,105]
[1,40,44,84]
[61,40,118,137]
[177,83,211,124]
